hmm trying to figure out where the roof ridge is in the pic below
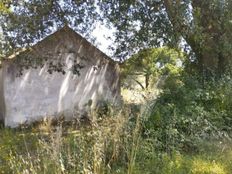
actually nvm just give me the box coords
[5,25,117,64]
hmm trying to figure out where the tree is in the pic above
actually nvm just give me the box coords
[121,47,185,89]
[0,0,101,58]
[1,0,232,78]
[99,0,232,76]
[0,0,12,57]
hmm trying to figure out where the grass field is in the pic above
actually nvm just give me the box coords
[0,111,232,174]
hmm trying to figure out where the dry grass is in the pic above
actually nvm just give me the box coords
[0,106,142,174]
[0,105,232,174]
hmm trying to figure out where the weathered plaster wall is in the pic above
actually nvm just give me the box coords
[0,68,5,123]
[2,26,120,127]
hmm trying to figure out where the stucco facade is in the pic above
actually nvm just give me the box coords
[0,26,120,127]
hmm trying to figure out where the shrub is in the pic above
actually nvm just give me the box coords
[143,73,232,153]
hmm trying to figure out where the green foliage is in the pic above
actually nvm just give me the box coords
[0,104,232,174]
[0,128,38,172]
[144,73,232,153]
[100,0,232,75]
[134,140,232,174]
[121,47,185,89]
[0,0,101,58]
[1,1,232,75]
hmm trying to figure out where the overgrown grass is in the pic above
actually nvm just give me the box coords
[0,105,232,174]
[0,106,141,174]
[134,139,232,174]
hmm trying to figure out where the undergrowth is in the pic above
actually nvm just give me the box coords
[0,103,232,174]
[0,106,142,174]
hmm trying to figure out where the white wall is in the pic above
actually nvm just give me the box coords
[4,55,119,127]
[2,26,120,127]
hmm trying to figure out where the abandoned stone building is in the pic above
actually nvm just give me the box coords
[0,26,121,127]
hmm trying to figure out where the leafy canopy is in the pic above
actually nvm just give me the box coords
[0,0,100,57]
[121,47,185,89]
[1,0,232,77]
[99,0,232,75]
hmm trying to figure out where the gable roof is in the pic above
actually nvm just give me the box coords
[5,25,116,64]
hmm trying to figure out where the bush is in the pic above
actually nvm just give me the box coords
[143,73,232,153]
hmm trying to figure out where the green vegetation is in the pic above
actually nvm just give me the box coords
[0,105,232,174]
[1,46,232,173]
[121,47,185,90]
[1,1,232,173]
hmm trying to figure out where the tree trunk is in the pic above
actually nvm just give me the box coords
[145,74,149,89]
[164,0,229,76]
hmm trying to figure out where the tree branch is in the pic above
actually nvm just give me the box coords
[131,77,145,90]
[163,0,201,63]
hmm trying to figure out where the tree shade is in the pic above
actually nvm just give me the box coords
[1,0,232,77]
